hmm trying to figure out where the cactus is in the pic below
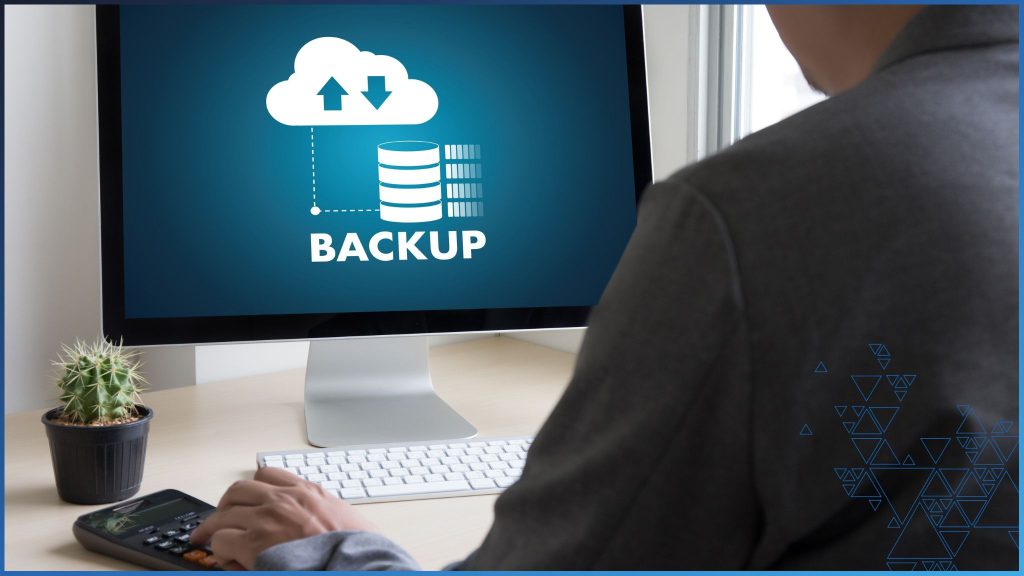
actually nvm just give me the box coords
[53,338,145,425]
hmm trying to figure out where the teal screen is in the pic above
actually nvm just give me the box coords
[120,5,638,318]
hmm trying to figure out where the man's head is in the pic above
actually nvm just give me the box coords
[767,5,924,95]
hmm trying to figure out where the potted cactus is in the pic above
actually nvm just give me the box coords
[41,338,153,504]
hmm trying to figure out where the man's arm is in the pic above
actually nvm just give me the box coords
[458,180,760,569]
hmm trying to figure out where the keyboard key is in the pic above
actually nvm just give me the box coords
[470,462,489,471]
[387,446,407,452]
[286,467,300,475]
[484,446,503,454]
[366,480,471,498]
[391,468,409,477]
[428,444,446,450]
[496,478,516,488]
[348,449,367,455]
[405,475,424,483]
[367,454,387,462]
[369,469,389,478]
[425,474,445,482]
[326,451,346,458]
[450,464,470,472]
[407,451,427,460]
[363,478,383,487]
[408,445,428,452]
[360,462,381,471]
[469,478,498,490]
[441,456,460,465]
[323,481,341,489]
[342,479,362,489]
[348,455,366,463]
[450,442,468,449]
[466,447,485,455]
[490,462,509,470]
[322,464,340,473]
[328,472,348,481]
[300,466,319,475]
[480,454,498,463]
[327,457,346,465]
[265,461,286,468]
[340,488,367,499]
[491,440,508,446]
[421,458,441,467]
[340,463,360,472]
[465,471,485,479]
[426,450,444,458]
[411,466,430,476]
[445,472,466,481]
[349,471,368,479]
[306,473,326,482]
[485,470,505,478]
[384,477,403,485]
[381,461,399,470]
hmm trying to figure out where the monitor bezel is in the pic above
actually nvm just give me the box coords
[97,5,653,346]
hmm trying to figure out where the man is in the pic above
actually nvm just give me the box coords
[193,5,1019,569]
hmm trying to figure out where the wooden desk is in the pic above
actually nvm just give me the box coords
[4,337,575,570]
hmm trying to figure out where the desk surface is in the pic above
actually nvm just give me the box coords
[4,337,574,571]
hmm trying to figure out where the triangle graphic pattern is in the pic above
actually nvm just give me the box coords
[820,345,1019,569]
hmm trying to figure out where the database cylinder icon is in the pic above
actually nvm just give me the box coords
[377,141,442,223]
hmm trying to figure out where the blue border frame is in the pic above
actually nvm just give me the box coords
[1,1,1020,574]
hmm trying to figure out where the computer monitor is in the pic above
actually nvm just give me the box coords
[96,4,652,447]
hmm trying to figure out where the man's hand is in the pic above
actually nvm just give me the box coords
[190,467,378,570]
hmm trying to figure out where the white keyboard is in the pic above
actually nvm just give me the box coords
[257,436,532,504]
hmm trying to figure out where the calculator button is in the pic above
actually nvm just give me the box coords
[169,546,189,555]
[182,549,209,564]
[181,522,198,531]
[156,541,175,550]
[176,534,191,543]
[143,536,161,545]
[163,530,179,537]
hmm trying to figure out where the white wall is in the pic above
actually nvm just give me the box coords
[4,5,696,410]
[4,5,196,413]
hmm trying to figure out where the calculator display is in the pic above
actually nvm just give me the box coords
[82,498,197,538]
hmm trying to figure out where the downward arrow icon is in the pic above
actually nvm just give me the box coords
[362,76,392,109]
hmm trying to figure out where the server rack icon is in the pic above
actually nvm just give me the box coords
[377,141,442,223]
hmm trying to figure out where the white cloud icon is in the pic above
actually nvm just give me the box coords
[266,37,438,126]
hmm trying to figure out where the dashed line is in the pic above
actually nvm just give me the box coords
[307,127,380,216]
[310,127,317,206]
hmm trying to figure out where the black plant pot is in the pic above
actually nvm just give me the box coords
[42,406,153,504]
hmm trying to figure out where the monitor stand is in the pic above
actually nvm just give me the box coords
[304,336,478,447]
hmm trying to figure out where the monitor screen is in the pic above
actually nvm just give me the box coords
[98,4,651,344]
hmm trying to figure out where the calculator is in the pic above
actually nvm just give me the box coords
[73,489,220,570]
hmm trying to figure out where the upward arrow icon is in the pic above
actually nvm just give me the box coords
[318,77,348,111]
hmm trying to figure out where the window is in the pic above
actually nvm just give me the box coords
[744,6,826,135]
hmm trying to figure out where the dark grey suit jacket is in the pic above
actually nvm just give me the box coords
[255,5,1019,570]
